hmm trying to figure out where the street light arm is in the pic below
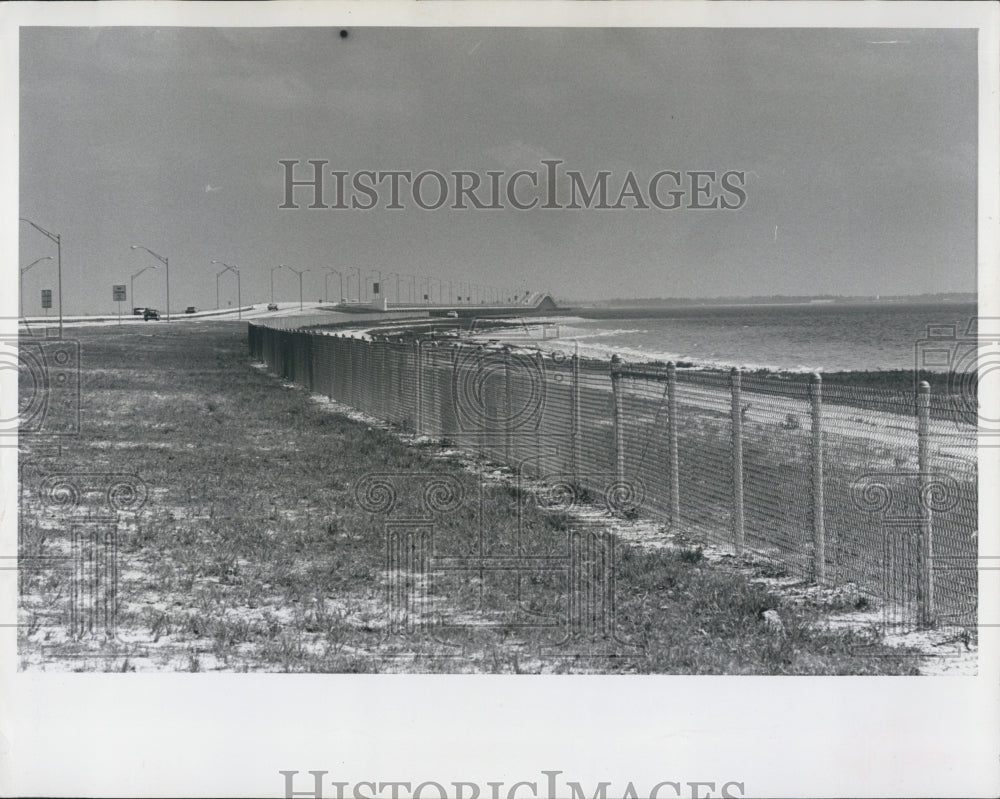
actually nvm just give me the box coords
[20,217,59,243]
[20,255,53,274]
[131,244,168,266]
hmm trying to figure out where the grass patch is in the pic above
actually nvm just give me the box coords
[19,322,921,673]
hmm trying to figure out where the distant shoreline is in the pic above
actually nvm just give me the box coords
[303,315,971,407]
[563,293,975,309]
[563,297,976,320]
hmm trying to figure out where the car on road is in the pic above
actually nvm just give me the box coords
[133,307,147,316]
[267,303,279,311]
[185,306,197,314]
[143,309,160,321]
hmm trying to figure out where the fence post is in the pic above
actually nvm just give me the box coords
[477,344,487,459]
[384,339,392,421]
[426,342,437,436]
[667,362,680,528]
[504,346,513,463]
[448,342,460,442]
[730,367,745,556]
[374,339,383,419]
[572,343,581,487]
[393,342,402,423]
[361,338,370,411]
[414,340,423,435]
[307,333,315,391]
[917,380,935,628]
[336,335,345,402]
[810,372,826,584]
[534,350,544,476]
[611,355,625,489]
[377,339,386,420]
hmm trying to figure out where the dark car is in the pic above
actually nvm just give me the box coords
[185,306,197,314]
[143,309,160,321]
[267,303,279,311]
[133,307,147,316]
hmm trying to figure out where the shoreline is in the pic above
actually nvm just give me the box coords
[298,316,972,401]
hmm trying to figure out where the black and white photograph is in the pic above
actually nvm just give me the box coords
[2,2,998,798]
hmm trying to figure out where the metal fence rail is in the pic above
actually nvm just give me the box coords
[248,322,978,629]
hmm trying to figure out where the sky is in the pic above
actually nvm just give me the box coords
[18,26,978,314]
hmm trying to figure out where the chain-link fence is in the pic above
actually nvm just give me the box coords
[248,322,978,629]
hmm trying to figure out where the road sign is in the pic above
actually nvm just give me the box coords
[113,284,126,326]
[41,289,52,309]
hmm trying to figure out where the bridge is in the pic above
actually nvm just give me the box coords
[344,291,558,317]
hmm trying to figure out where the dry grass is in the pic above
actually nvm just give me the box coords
[18,322,922,673]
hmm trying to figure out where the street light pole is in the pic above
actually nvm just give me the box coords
[211,261,241,319]
[19,256,52,320]
[20,218,62,336]
[131,245,170,322]
[281,264,309,310]
[19,255,53,321]
[131,265,158,315]
[271,265,283,304]
[325,269,343,303]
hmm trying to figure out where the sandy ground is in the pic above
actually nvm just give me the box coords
[289,372,977,676]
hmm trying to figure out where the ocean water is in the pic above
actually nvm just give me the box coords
[537,301,978,372]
